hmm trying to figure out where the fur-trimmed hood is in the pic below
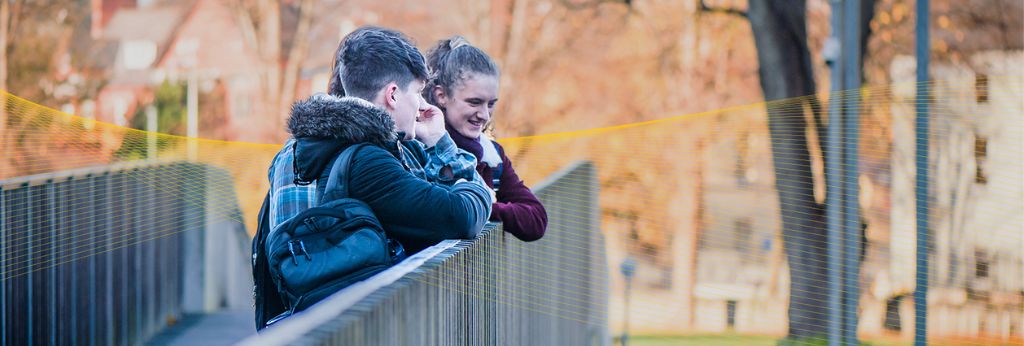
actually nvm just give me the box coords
[286,93,398,183]
[288,93,396,145]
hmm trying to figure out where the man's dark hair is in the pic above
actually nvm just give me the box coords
[328,26,428,100]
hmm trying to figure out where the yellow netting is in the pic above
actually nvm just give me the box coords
[1,75,1021,344]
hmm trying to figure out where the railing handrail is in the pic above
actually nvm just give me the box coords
[0,160,252,345]
[0,158,183,189]
[240,237,467,345]
[241,160,605,345]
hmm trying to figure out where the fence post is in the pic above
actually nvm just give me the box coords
[1,184,5,344]
[26,182,33,346]
[180,164,206,313]
[913,0,931,344]
[48,182,57,345]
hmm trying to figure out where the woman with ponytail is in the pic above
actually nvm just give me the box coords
[423,36,547,242]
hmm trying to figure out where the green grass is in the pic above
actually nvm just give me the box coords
[626,334,779,346]
[622,334,993,346]
[618,335,917,346]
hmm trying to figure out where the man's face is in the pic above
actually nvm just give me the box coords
[389,79,426,140]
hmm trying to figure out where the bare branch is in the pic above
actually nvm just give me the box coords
[8,0,22,38]
[697,0,747,19]
[228,0,261,53]
[0,0,9,144]
[558,0,630,11]
[279,0,314,122]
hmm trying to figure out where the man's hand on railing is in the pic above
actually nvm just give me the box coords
[456,178,497,207]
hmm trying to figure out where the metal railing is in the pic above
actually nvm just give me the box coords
[0,161,251,345]
[245,161,608,345]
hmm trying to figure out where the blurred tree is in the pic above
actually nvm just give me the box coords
[150,81,188,136]
[116,81,188,160]
[1,1,10,170]
[230,0,339,139]
[701,0,874,341]
[1,1,9,97]
[0,1,88,104]
[0,0,90,176]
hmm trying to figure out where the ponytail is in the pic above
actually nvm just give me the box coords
[422,36,499,110]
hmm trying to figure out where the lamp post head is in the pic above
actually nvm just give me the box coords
[620,258,637,280]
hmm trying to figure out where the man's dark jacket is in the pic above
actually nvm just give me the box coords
[253,94,492,330]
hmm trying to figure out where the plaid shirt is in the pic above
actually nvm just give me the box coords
[267,133,477,230]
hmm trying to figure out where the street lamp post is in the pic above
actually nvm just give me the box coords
[186,71,198,161]
[146,104,157,160]
[620,258,636,346]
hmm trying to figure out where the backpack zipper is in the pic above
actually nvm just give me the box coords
[297,241,312,261]
[287,242,298,265]
[303,218,319,233]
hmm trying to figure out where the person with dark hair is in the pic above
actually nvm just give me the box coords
[254,27,494,329]
[272,25,491,251]
[423,36,547,242]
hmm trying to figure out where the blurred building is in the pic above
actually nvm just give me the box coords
[888,51,1023,340]
[76,0,262,140]
[641,50,1023,341]
[692,111,787,334]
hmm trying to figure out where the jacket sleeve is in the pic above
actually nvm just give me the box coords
[492,152,548,242]
[348,146,493,245]
[422,133,479,183]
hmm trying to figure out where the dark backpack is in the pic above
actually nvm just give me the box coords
[252,192,283,330]
[252,144,403,330]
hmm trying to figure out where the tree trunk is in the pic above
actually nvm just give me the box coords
[746,0,875,340]
[279,0,313,125]
[0,0,9,162]
[233,0,318,141]
[0,0,7,94]
[258,0,281,129]
[747,0,829,340]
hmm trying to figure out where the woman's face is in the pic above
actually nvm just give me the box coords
[436,74,499,139]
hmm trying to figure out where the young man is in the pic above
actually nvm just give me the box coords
[254,26,493,329]
[270,26,492,251]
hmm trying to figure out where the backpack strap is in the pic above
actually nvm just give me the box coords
[491,141,504,191]
[253,191,286,330]
[318,143,409,262]
[320,143,368,204]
